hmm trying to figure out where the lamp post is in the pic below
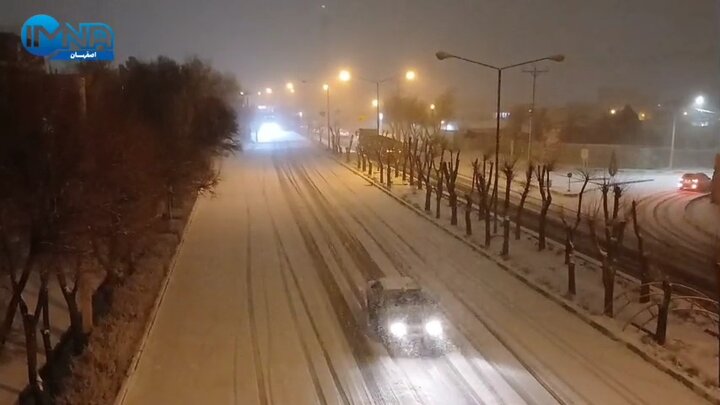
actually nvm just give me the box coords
[436,51,564,231]
[669,95,707,169]
[339,69,416,136]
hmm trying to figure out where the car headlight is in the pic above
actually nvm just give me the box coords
[389,321,407,338]
[425,319,443,337]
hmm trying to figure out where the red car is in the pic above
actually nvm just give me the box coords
[678,173,711,192]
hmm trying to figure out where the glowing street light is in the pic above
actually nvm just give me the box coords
[257,91,262,96]
[286,82,295,93]
[695,95,705,107]
[341,69,417,135]
[338,69,351,82]
[610,108,617,115]
[322,83,329,91]
[265,87,273,95]
[430,103,436,110]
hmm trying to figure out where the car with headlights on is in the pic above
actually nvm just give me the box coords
[678,173,711,192]
[366,276,446,354]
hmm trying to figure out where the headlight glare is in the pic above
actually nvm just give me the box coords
[389,321,407,338]
[425,319,443,337]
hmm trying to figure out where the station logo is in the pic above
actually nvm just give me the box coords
[21,14,114,61]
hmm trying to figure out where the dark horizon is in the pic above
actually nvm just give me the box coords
[3,0,720,119]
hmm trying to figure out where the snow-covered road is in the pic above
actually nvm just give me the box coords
[118,136,708,404]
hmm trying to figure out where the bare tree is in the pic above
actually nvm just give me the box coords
[536,163,554,250]
[588,177,628,317]
[501,160,517,256]
[442,150,461,225]
[424,145,443,212]
[474,160,494,247]
[464,194,473,236]
[631,200,652,303]
[346,133,354,163]
[559,170,591,295]
[515,163,534,240]
[435,163,444,219]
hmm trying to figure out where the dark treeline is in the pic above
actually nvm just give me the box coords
[0,55,239,402]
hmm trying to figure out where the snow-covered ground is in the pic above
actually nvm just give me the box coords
[118,136,710,404]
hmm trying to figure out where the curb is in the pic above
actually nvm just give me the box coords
[113,194,202,405]
[334,155,720,404]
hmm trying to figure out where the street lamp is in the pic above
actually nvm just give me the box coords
[436,50,565,231]
[372,99,379,108]
[343,69,417,135]
[265,87,273,95]
[669,94,707,169]
[338,69,351,82]
[286,82,295,93]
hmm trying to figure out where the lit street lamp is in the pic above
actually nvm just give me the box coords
[669,95,707,169]
[436,50,564,231]
[341,69,416,135]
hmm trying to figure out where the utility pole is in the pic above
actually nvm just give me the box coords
[522,66,548,163]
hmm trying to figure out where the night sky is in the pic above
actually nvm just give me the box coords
[3,0,719,121]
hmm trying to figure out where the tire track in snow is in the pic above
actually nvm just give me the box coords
[271,218,353,405]
[315,164,536,405]
[275,160,394,404]
[317,160,588,404]
[279,160,432,404]
[271,220,330,405]
[245,204,270,405]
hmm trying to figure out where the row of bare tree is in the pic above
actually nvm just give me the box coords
[0,57,239,402]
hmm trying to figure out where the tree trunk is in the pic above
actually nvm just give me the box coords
[449,194,458,225]
[502,216,510,256]
[484,206,492,248]
[464,195,472,235]
[632,201,651,303]
[568,260,576,296]
[424,181,433,212]
[0,255,35,346]
[538,201,550,251]
[435,171,444,219]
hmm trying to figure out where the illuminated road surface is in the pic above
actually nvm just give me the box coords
[119,133,707,404]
